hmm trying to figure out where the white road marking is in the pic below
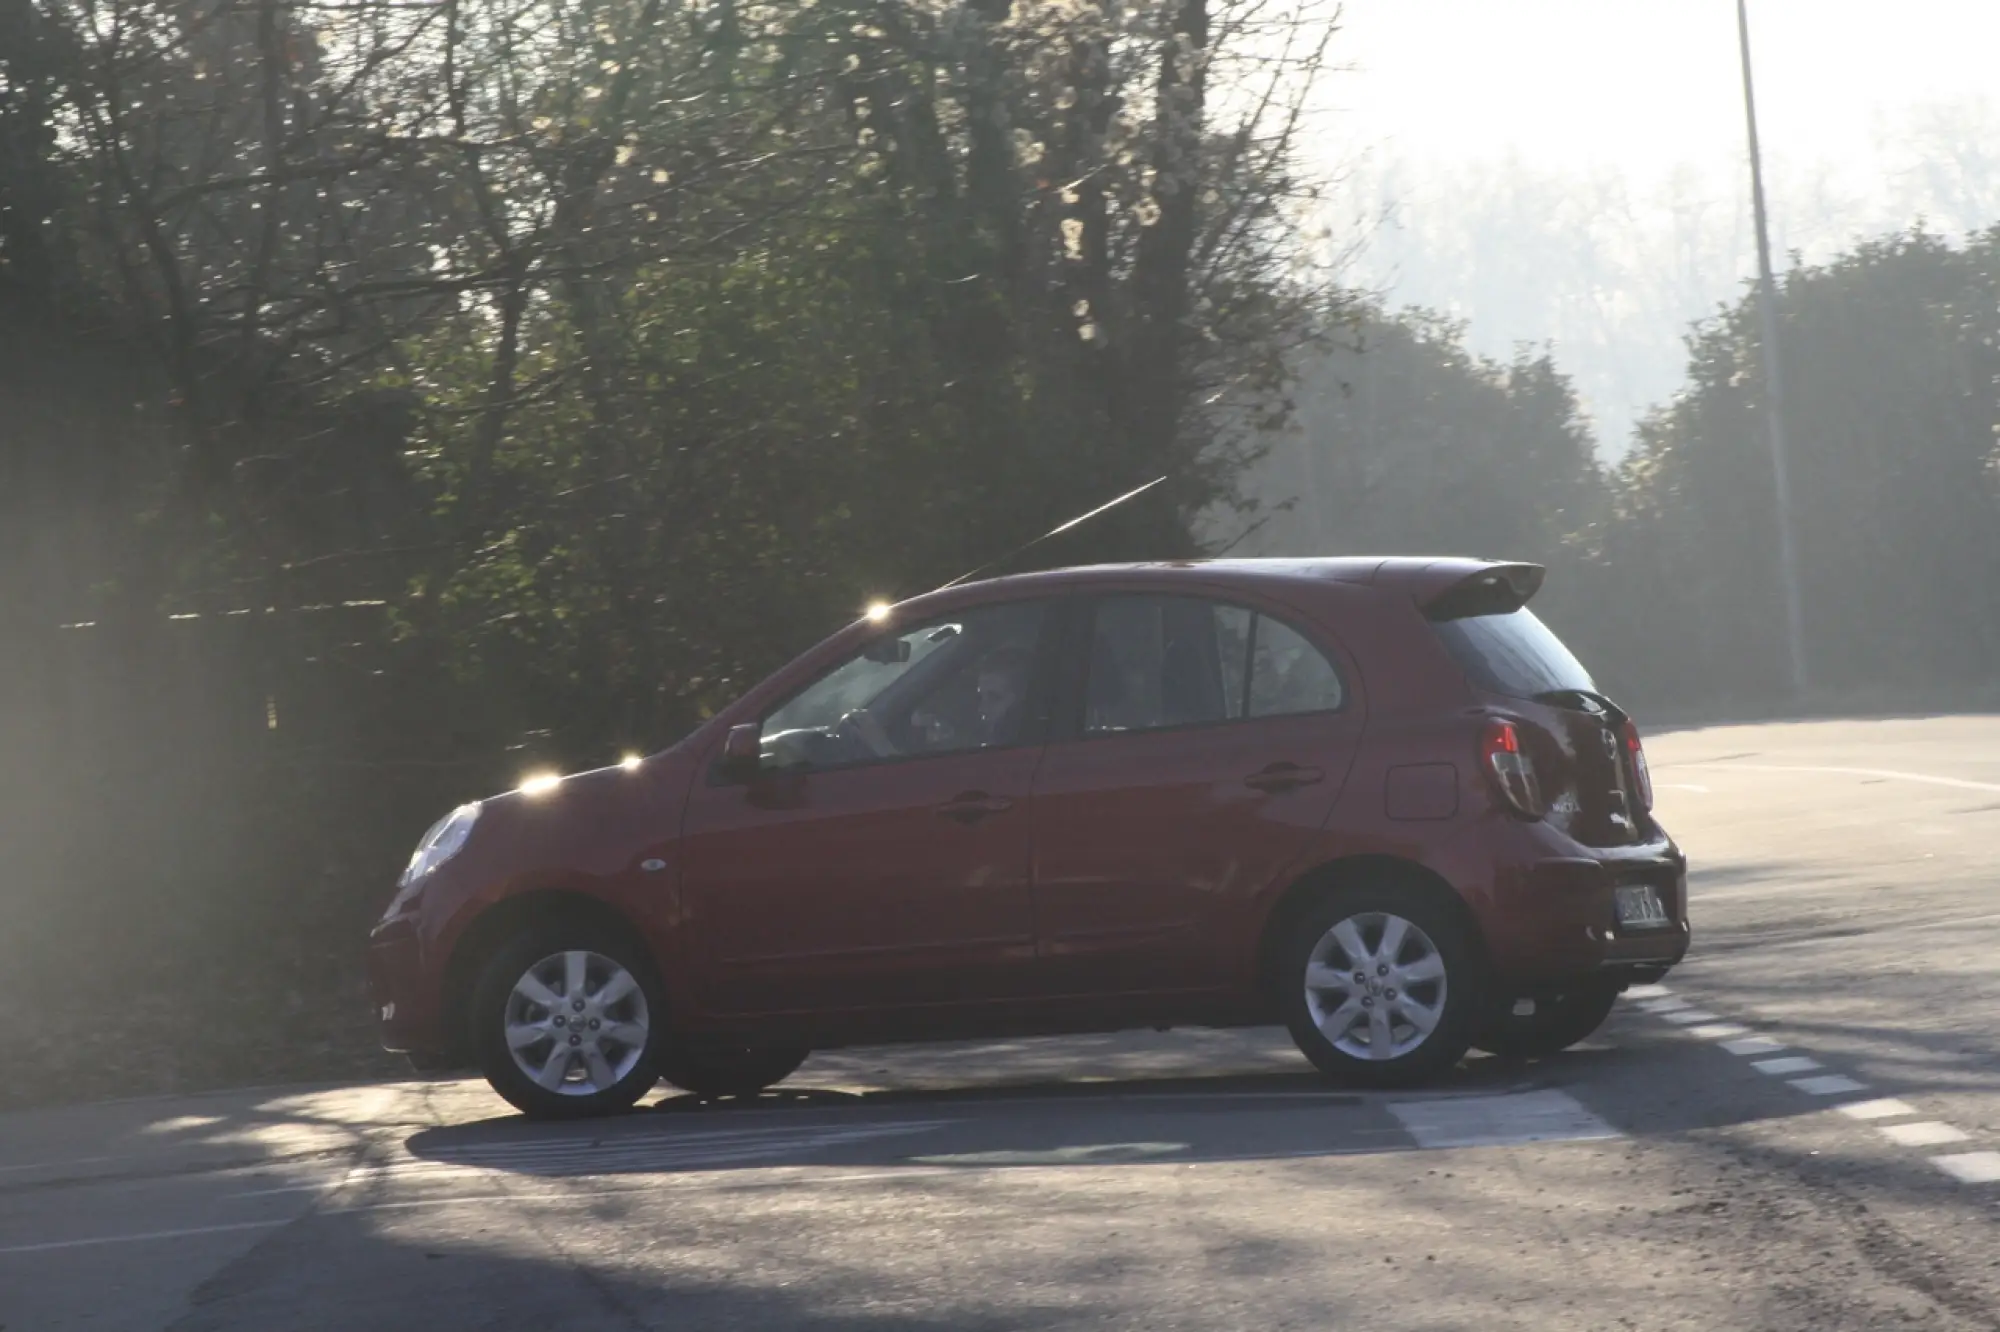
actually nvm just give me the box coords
[1878,1122,1969,1147]
[1686,1024,1751,1041]
[0,1154,114,1176]
[1387,1090,1620,1150]
[1837,1099,1919,1121]
[363,1121,952,1180]
[1662,1010,1721,1025]
[425,1120,947,1161]
[228,1180,341,1200]
[912,1142,1187,1166]
[1790,1075,1868,1096]
[1624,984,1673,1000]
[1753,1057,1823,1075]
[1721,1037,1787,1056]
[1930,1152,2000,1185]
[1670,762,2000,794]
[0,1219,287,1257]
[1638,997,1690,1013]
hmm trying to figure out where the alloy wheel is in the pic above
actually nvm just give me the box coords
[502,950,651,1096]
[1302,911,1449,1061]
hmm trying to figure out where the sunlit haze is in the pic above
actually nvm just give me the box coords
[1318,1,2000,450]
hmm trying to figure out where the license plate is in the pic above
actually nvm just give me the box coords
[1614,883,1671,929]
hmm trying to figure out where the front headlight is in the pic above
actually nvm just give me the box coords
[384,802,482,915]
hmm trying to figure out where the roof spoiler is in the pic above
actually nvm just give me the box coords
[1422,562,1546,621]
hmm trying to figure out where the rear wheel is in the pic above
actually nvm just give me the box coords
[1473,981,1621,1060]
[655,1043,810,1099]
[1278,884,1480,1089]
[472,926,665,1120]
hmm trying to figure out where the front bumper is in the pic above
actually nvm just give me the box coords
[1478,827,1691,986]
[367,913,441,1055]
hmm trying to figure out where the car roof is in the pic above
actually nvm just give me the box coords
[900,556,1530,612]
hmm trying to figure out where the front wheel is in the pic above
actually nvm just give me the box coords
[472,927,666,1120]
[1473,981,1621,1060]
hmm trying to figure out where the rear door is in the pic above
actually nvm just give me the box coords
[1028,592,1364,997]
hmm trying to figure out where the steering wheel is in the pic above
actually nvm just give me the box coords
[832,707,893,757]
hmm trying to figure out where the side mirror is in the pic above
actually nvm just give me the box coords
[717,723,763,783]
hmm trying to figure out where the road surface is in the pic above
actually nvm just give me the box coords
[4,716,1998,1331]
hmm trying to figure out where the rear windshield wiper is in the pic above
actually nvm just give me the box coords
[1530,687,1627,722]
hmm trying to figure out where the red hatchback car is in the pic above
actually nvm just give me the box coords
[369,557,1690,1118]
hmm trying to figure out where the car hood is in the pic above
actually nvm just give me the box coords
[454,751,699,891]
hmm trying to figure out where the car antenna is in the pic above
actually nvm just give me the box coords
[929,475,1169,594]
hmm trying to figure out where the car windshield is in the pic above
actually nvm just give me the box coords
[1429,607,1595,699]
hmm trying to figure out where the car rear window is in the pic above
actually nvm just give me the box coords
[1429,607,1595,699]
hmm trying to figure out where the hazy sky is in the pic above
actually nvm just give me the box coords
[1314,0,2000,451]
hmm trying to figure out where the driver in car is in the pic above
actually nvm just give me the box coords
[845,641,1033,757]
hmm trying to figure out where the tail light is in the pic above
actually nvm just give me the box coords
[1480,718,1547,819]
[1622,718,1653,811]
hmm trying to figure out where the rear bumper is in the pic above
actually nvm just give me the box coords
[367,914,445,1055]
[1476,825,1691,987]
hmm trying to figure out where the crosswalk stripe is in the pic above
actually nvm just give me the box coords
[1386,1090,1620,1150]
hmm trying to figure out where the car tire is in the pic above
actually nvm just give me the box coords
[655,1043,811,1099]
[1472,981,1621,1060]
[1278,883,1480,1089]
[471,924,666,1121]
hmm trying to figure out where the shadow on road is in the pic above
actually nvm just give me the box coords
[395,1019,1834,1180]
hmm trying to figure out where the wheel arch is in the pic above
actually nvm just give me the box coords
[439,888,654,1063]
[1254,854,1490,999]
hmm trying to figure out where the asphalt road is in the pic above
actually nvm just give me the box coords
[5,715,1998,1331]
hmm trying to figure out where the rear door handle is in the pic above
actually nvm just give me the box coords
[935,791,1015,823]
[1245,763,1324,793]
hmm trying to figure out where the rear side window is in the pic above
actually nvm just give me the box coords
[1430,607,1594,699]
[1085,595,1344,735]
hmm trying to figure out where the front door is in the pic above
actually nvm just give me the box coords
[678,599,1054,1018]
[1030,592,1363,997]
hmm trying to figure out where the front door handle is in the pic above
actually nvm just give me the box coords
[1245,763,1324,793]
[935,791,1015,823]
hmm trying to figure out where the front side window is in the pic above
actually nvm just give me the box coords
[761,600,1047,770]
[1084,595,1343,736]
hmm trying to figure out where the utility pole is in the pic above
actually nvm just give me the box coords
[1736,0,1809,698]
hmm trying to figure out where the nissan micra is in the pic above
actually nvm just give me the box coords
[369,557,1689,1118]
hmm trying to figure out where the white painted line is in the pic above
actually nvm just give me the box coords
[1624,984,1673,1001]
[228,1181,340,1200]
[1387,1090,1621,1150]
[1879,1122,1969,1148]
[1930,1152,2000,1185]
[1721,1037,1787,1057]
[342,1122,955,1183]
[1685,1024,1751,1041]
[1838,1099,1920,1121]
[1661,1010,1721,1025]
[0,1154,115,1176]
[425,1122,926,1159]
[1790,1075,1868,1096]
[426,1120,947,1164]
[1638,997,1690,1013]
[0,1219,286,1257]
[1753,1057,1823,1075]
[1670,762,2000,794]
